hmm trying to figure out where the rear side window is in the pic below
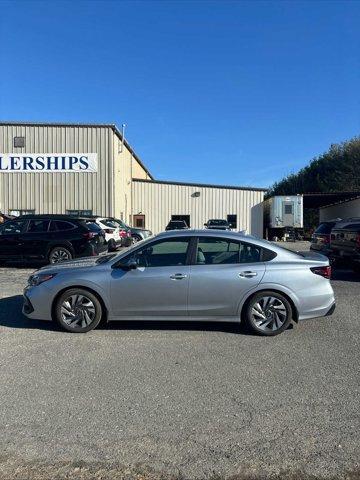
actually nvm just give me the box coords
[50,220,76,232]
[196,237,263,265]
[27,219,50,233]
[262,248,277,262]
[315,222,335,234]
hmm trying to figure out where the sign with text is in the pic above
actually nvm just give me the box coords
[0,153,98,172]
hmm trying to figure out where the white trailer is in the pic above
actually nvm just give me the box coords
[264,195,304,240]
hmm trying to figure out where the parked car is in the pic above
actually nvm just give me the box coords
[165,220,188,230]
[310,220,342,255]
[90,217,132,249]
[109,217,152,243]
[0,214,107,264]
[23,230,335,336]
[329,218,360,273]
[204,219,231,230]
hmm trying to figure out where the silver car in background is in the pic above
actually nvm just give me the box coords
[23,230,335,336]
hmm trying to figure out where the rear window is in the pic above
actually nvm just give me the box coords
[315,222,336,234]
[85,222,102,232]
[208,220,228,225]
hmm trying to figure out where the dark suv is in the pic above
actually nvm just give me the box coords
[330,219,360,273]
[310,220,341,256]
[0,214,107,264]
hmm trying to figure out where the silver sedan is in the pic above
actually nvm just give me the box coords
[23,230,335,336]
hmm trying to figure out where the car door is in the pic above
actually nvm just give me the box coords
[20,218,51,259]
[188,236,265,317]
[110,237,191,317]
[0,219,27,258]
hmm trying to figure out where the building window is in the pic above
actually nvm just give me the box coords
[14,137,25,148]
[227,214,237,229]
[9,209,35,217]
[66,209,93,217]
[171,215,190,228]
[133,214,145,228]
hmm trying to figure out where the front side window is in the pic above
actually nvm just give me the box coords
[129,238,190,267]
[27,219,50,233]
[195,237,262,265]
[0,220,26,235]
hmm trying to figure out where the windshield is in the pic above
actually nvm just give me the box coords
[315,222,336,234]
[99,218,118,228]
[208,219,228,225]
[95,253,117,264]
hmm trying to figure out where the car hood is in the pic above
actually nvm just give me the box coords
[38,256,101,274]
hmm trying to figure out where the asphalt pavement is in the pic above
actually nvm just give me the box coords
[0,248,359,479]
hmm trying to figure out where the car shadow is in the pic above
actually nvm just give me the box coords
[0,295,257,335]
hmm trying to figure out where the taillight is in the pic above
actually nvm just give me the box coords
[119,230,127,238]
[310,265,331,279]
[83,231,96,239]
[356,233,360,248]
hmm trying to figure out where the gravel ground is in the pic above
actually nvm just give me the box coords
[0,248,359,480]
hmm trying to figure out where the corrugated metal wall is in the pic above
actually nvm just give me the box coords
[132,180,264,236]
[0,124,114,216]
[320,197,360,222]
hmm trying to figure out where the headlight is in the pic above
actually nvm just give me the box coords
[28,273,57,287]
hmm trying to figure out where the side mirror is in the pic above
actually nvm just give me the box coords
[113,258,138,270]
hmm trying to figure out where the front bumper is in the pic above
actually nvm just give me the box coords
[23,285,53,321]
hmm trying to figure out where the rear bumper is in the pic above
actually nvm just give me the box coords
[325,302,336,316]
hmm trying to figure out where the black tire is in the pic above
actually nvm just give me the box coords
[244,291,293,336]
[107,239,117,252]
[54,288,103,333]
[132,234,142,243]
[48,246,73,264]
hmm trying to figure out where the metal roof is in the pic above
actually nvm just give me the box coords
[320,194,360,209]
[0,121,154,180]
[132,177,267,192]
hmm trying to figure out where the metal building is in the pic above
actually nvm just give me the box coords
[0,122,266,236]
[320,196,360,222]
[132,179,265,236]
[0,122,151,223]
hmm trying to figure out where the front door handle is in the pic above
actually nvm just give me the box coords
[170,273,188,280]
[239,271,258,278]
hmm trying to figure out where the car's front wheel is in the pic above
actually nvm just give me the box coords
[244,291,293,336]
[54,288,103,333]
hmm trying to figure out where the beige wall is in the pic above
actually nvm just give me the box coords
[132,180,264,236]
[0,124,115,216]
[320,197,360,222]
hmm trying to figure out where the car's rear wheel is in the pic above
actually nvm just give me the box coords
[244,291,293,336]
[54,288,102,333]
[132,234,142,243]
[48,246,72,264]
[107,239,117,252]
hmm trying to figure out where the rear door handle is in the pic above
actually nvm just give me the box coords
[239,271,258,278]
[170,273,188,280]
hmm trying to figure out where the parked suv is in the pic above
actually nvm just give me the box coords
[88,217,132,249]
[165,220,188,230]
[204,219,231,230]
[110,218,152,243]
[329,218,360,273]
[0,214,107,264]
[310,219,341,256]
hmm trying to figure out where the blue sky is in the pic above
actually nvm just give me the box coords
[1,0,359,188]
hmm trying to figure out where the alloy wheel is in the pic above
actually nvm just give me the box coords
[61,294,96,328]
[50,248,71,263]
[251,296,287,333]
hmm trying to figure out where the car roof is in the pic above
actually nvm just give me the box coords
[16,214,88,221]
